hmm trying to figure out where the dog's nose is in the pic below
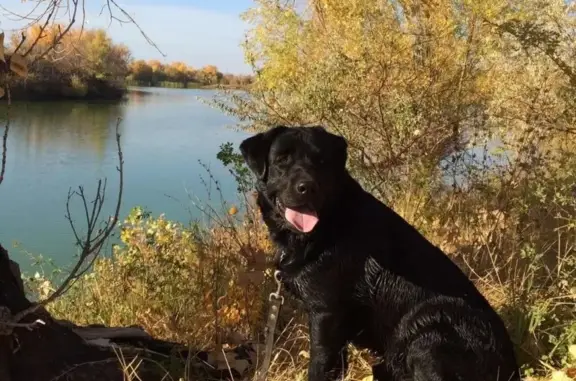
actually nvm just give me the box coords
[296,181,315,195]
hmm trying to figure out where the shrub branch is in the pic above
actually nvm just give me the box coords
[0,84,9,186]
[11,117,125,324]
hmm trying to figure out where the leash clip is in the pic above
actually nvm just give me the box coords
[268,270,284,304]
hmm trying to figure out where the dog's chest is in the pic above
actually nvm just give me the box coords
[278,251,356,310]
[283,265,322,303]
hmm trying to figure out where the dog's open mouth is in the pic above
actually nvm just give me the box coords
[276,198,319,233]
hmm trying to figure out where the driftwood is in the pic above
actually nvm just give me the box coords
[0,244,259,381]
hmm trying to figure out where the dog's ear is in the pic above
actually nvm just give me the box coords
[331,133,348,169]
[333,135,348,167]
[311,126,348,169]
[240,126,289,180]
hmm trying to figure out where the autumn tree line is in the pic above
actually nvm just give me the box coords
[6,25,251,100]
[127,60,253,89]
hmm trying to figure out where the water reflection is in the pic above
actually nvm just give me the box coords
[3,101,125,165]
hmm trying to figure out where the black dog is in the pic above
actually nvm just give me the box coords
[240,126,521,381]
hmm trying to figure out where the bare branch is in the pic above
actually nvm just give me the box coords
[22,0,61,58]
[0,1,45,24]
[12,117,125,323]
[0,84,11,187]
[13,33,27,55]
[28,0,80,64]
[105,0,166,57]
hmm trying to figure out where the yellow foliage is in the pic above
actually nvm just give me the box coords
[550,371,573,381]
[570,345,576,360]
[48,206,274,346]
[8,25,130,81]
[126,58,242,86]
[9,54,27,77]
[147,59,164,72]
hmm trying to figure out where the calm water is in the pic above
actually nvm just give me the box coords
[0,87,249,272]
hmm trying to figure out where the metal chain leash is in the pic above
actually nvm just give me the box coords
[255,269,284,381]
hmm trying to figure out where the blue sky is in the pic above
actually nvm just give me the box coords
[0,0,255,74]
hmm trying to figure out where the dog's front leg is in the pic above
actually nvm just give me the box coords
[308,311,349,381]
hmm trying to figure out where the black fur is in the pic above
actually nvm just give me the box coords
[240,126,521,381]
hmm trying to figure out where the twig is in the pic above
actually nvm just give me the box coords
[11,117,124,323]
[0,84,11,186]
[13,33,27,55]
[28,0,80,64]
[105,0,166,57]
[22,0,61,58]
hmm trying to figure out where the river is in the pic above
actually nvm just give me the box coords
[0,87,249,272]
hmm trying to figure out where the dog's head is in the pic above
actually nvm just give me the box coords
[239,125,348,234]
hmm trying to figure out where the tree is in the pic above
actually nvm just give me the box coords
[164,61,190,83]
[146,59,165,82]
[225,0,576,203]
[129,60,154,83]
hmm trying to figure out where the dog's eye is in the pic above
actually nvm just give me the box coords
[275,154,289,164]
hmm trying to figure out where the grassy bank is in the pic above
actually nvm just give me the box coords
[6,77,243,102]
[23,149,576,381]
[6,76,249,101]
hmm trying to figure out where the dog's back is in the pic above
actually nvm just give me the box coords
[319,178,521,381]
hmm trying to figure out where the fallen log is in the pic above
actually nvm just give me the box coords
[0,244,259,381]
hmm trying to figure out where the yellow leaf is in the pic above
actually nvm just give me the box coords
[0,32,5,63]
[569,344,576,360]
[551,370,572,381]
[9,54,28,77]
[228,205,238,215]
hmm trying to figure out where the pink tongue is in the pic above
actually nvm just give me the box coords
[284,207,319,233]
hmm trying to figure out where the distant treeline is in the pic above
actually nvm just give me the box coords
[5,26,252,100]
[126,60,254,89]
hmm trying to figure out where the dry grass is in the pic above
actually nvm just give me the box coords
[29,200,574,381]
[25,156,576,381]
